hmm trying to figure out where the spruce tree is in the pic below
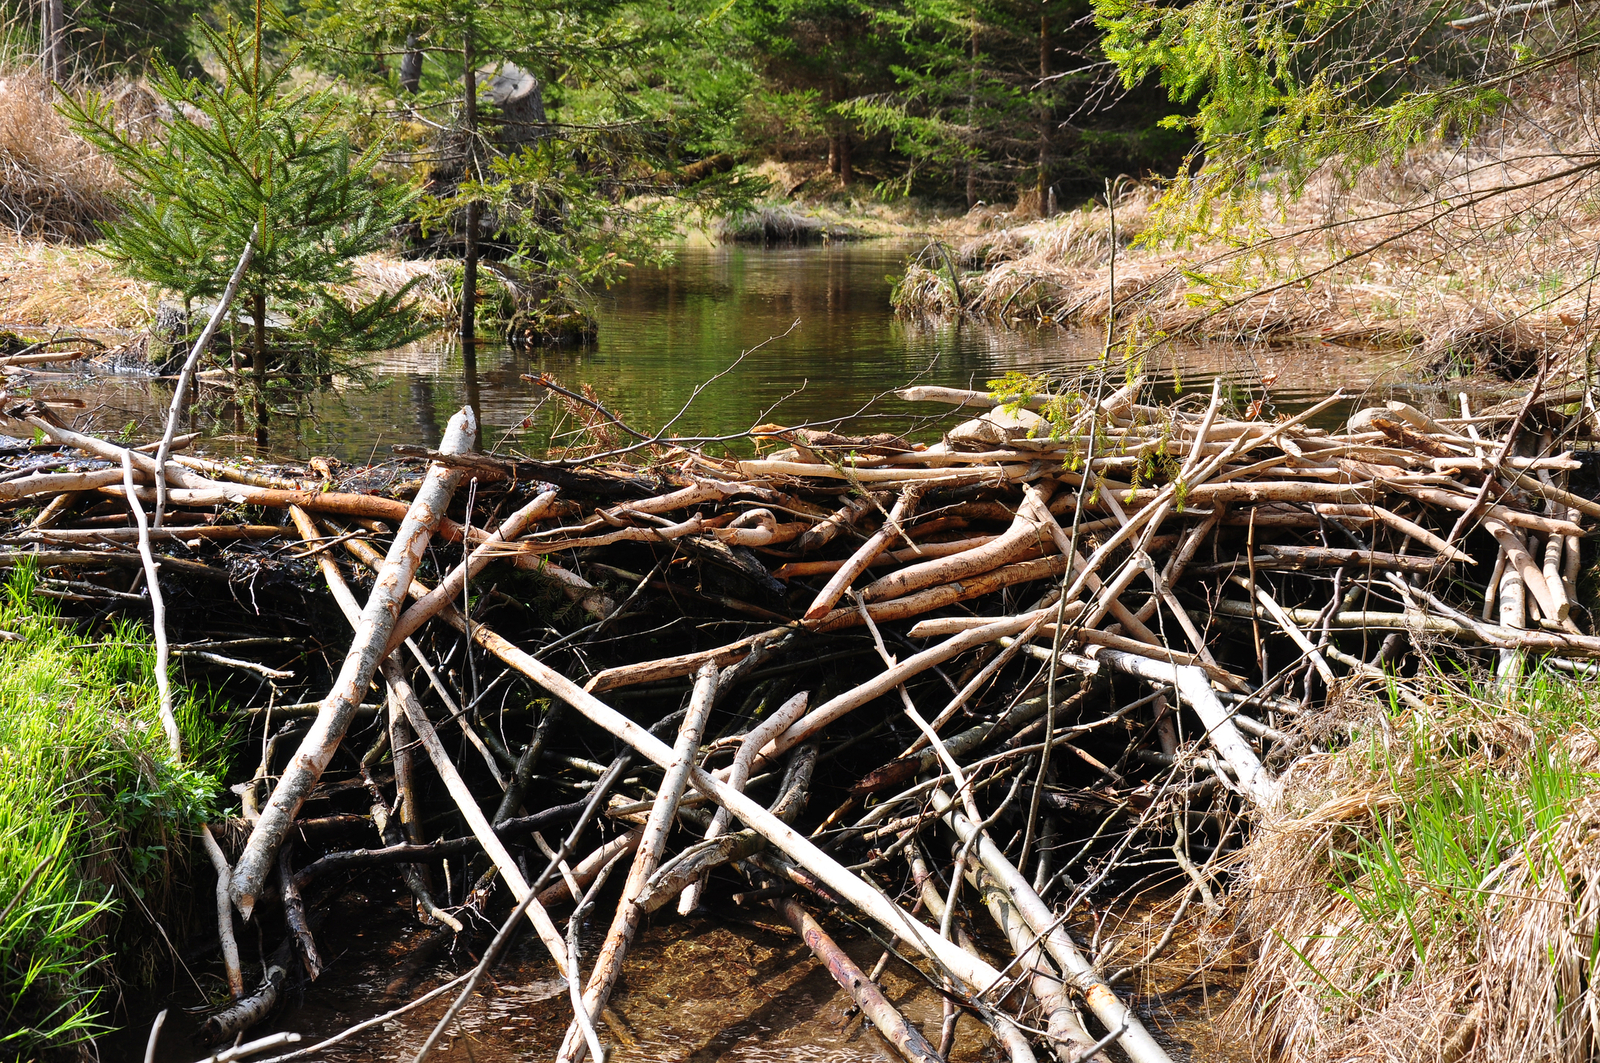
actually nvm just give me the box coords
[61,15,425,445]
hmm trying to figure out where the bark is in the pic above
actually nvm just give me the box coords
[228,408,475,918]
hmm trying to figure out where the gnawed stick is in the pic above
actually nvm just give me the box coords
[230,407,475,917]
[931,790,1172,1063]
[559,661,719,1063]
[678,690,810,914]
[1483,517,1565,621]
[804,488,919,619]
[772,893,942,1063]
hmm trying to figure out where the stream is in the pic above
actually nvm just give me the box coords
[50,240,1429,462]
[92,241,1448,1062]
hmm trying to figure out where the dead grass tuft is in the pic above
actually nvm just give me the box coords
[1224,670,1600,1063]
[0,61,127,242]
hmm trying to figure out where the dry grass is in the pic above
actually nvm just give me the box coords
[0,231,155,329]
[898,76,1600,371]
[1224,669,1600,1063]
[0,61,130,242]
[0,239,460,332]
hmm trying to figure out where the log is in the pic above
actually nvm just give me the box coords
[229,408,475,918]
[0,468,126,502]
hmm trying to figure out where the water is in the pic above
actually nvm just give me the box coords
[41,241,1430,463]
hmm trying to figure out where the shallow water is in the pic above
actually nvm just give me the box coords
[115,879,1243,1062]
[25,241,1457,464]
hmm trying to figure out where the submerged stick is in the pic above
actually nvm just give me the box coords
[931,790,1171,1063]
[772,894,942,1063]
[230,407,475,918]
[559,662,719,1063]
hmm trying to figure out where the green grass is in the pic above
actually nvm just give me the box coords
[0,565,225,1060]
[1319,669,1599,985]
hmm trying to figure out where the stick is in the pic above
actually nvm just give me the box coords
[559,662,719,1062]
[679,690,810,914]
[143,1009,167,1063]
[278,845,322,979]
[805,488,918,619]
[772,894,943,1063]
[230,407,475,918]
[385,488,559,655]
[154,228,255,528]
[385,656,572,977]
[931,790,1171,1063]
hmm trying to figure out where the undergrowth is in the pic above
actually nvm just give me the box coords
[1228,668,1600,1063]
[0,565,225,1060]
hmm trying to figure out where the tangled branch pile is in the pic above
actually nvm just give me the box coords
[0,369,1594,1061]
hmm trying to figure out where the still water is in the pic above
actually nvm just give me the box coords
[56,242,1419,462]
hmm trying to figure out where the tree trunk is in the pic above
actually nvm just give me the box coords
[1037,6,1052,218]
[400,32,422,94]
[251,289,268,448]
[966,20,978,209]
[839,130,852,187]
[460,22,479,354]
[40,0,65,81]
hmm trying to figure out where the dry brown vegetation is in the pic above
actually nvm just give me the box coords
[1225,674,1600,1063]
[899,79,1600,375]
[0,61,129,242]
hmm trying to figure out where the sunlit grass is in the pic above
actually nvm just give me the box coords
[0,565,224,1059]
[1229,668,1600,1061]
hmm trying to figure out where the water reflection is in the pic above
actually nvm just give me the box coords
[45,242,1438,462]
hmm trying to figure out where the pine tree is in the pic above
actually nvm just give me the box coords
[61,14,425,444]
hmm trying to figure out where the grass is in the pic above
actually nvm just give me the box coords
[1226,668,1600,1062]
[0,565,225,1060]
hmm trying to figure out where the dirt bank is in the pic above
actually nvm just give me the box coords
[897,105,1600,376]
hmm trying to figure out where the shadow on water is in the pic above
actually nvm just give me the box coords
[38,241,1442,464]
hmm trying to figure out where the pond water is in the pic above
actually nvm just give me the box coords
[41,241,1435,463]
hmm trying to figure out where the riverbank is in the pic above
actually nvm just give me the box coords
[1226,670,1600,1062]
[896,114,1600,378]
[0,566,226,1059]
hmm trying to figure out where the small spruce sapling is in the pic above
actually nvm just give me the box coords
[61,16,426,444]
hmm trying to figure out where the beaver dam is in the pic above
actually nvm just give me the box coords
[4,361,1599,1062]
